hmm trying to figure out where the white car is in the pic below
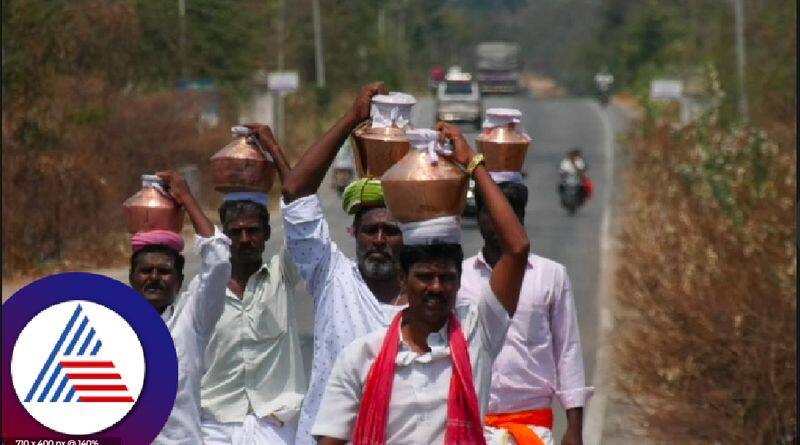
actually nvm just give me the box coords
[436,72,482,130]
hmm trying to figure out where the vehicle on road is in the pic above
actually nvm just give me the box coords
[559,173,584,216]
[429,66,444,94]
[558,148,590,215]
[332,141,355,196]
[463,178,477,217]
[475,41,522,95]
[595,68,614,106]
[436,70,482,130]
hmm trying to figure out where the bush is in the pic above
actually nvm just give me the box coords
[611,104,796,442]
[2,79,231,278]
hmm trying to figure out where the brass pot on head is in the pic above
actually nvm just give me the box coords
[123,174,185,234]
[210,126,276,193]
[381,129,468,223]
[475,108,530,172]
[351,92,416,178]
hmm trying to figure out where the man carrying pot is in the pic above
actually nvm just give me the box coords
[279,81,412,445]
[200,125,307,444]
[311,122,530,445]
[460,177,593,445]
[128,171,231,445]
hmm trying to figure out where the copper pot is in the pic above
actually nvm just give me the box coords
[350,92,415,178]
[123,175,185,233]
[351,122,410,178]
[381,131,468,223]
[476,109,530,172]
[210,127,275,193]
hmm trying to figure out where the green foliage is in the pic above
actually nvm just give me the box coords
[583,0,796,127]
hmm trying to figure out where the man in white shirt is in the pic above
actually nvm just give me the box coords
[459,179,593,445]
[200,125,306,444]
[311,122,530,445]
[279,82,412,445]
[128,171,231,445]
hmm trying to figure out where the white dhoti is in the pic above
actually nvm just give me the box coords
[484,424,554,445]
[202,413,297,445]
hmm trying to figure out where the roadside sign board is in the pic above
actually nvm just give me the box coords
[268,71,299,93]
[650,79,683,100]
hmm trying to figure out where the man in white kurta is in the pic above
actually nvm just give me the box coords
[459,179,593,445]
[128,171,231,445]
[311,285,510,443]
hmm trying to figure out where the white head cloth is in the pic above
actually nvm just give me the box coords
[399,216,462,245]
[489,171,524,184]
[141,174,169,196]
[405,128,453,165]
[370,92,416,129]
[482,108,530,140]
[482,108,521,128]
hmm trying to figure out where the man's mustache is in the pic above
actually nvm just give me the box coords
[143,281,166,292]
[365,249,392,260]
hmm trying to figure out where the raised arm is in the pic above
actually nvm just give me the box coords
[434,122,530,316]
[281,81,388,203]
[244,123,292,184]
[157,170,230,335]
[156,170,214,237]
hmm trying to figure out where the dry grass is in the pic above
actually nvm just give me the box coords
[2,73,358,279]
[2,77,231,279]
[611,109,796,442]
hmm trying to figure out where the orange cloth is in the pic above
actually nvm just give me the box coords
[485,408,553,445]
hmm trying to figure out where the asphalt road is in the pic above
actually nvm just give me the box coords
[3,91,621,442]
[414,93,611,440]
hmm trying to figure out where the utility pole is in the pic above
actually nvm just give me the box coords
[312,0,326,88]
[276,0,286,140]
[732,0,749,123]
[178,0,187,80]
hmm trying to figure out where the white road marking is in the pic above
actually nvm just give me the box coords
[583,101,616,445]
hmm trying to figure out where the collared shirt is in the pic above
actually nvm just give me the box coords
[154,227,231,445]
[281,194,406,445]
[458,252,594,413]
[200,247,306,424]
[310,286,511,444]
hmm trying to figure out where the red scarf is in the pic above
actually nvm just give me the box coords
[352,310,486,445]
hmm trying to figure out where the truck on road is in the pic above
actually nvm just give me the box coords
[475,41,522,95]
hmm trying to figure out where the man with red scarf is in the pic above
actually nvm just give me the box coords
[311,122,530,445]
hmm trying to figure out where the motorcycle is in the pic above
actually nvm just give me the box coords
[559,173,585,216]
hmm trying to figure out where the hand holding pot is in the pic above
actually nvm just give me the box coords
[156,170,214,238]
[349,81,389,123]
[434,121,475,167]
[156,170,193,207]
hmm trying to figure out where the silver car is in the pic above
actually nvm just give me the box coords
[436,72,482,130]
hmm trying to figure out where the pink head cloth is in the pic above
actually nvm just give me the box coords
[131,230,185,253]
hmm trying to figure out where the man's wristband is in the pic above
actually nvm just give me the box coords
[466,153,486,177]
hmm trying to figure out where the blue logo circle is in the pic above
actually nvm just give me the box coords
[2,272,178,442]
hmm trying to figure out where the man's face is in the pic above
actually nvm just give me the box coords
[355,208,403,281]
[402,260,460,326]
[224,213,269,263]
[477,203,524,251]
[130,252,182,312]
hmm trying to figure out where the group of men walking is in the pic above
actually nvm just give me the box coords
[127,82,592,445]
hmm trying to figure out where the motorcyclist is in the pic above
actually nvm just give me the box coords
[429,66,444,93]
[594,66,614,106]
[559,148,591,208]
